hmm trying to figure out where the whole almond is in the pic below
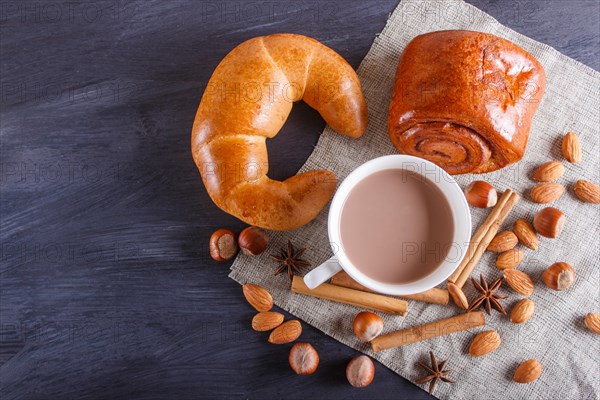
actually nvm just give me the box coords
[533,161,565,182]
[530,183,565,204]
[495,249,525,270]
[513,219,539,250]
[504,269,534,296]
[242,283,273,312]
[514,359,542,383]
[584,313,600,334]
[510,298,535,324]
[251,312,284,332]
[448,282,469,310]
[573,180,600,204]
[268,320,302,344]
[562,131,582,163]
[468,330,501,357]
[487,231,518,252]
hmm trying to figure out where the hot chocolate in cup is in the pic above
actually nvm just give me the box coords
[303,155,471,296]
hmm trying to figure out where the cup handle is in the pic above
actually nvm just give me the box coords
[303,256,343,289]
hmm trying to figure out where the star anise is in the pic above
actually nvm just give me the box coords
[466,274,508,315]
[415,351,455,395]
[271,241,311,281]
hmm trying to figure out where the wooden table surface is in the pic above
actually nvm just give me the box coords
[1,1,598,399]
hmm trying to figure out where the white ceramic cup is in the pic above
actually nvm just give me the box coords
[303,155,472,295]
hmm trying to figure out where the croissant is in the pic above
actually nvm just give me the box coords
[192,34,367,231]
[388,30,546,174]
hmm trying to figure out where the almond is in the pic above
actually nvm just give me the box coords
[447,282,469,310]
[584,313,600,334]
[251,312,284,331]
[495,249,525,270]
[562,131,582,163]
[510,298,535,324]
[513,219,539,250]
[573,180,600,204]
[242,283,273,312]
[503,269,534,296]
[468,330,501,357]
[530,183,565,203]
[514,359,542,383]
[268,320,302,344]
[487,231,518,252]
[533,161,565,182]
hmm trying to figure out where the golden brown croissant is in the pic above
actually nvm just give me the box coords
[192,34,367,230]
[388,30,546,174]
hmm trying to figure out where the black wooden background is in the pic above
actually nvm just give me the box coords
[1,1,598,399]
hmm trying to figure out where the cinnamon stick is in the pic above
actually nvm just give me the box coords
[448,189,519,288]
[330,271,449,305]
[291,276,408,316]
[371,311,485,352]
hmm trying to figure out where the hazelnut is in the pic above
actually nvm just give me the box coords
[346,355,375,388]
[353,312,384,342]
[464,181,497,208]
[209,228,238,261]
[238,226,269,256]
[533,207,566,238]
[288,342,319,375]
[542,262,575,291]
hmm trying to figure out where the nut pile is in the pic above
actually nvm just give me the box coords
[243,283,302,344]
[205,131,598,394]
[243,282,380,386]
[528,131,599,204]
[243,283,314,372]
[456,130,599,387]
[209,226,269,261]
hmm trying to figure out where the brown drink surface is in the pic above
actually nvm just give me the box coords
[339,169,454,284]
